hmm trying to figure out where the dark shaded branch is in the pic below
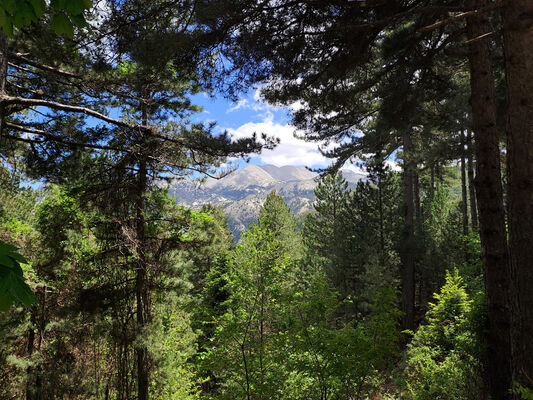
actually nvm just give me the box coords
[9,53,82,79]
[417,1,507,33]
[5,122,128,152]
[1,95,150,131]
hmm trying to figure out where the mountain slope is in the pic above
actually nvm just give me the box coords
[168,165,365,237]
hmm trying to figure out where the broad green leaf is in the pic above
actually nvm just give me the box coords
[0,241,18,253]
[0,254,14,268]
[0,295,10,312]
[29,0,46,17]
[70,12,87,28]
[65,0,91,16]
[10,278,36,305]
[1,0,18,14]
[8,251,28,264]
[0,241,29,264]
[0,242,36,311]
[0,9,13,37]
[0,264,36,311]
[50,12,73,37]
[50,0,68,11]
[12,2,37,28]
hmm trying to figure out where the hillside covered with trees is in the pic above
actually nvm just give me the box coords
[0,1,532,399]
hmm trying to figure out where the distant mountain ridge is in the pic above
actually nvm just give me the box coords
[168,164,365,237]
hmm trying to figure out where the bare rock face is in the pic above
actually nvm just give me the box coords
[168,165,365,238]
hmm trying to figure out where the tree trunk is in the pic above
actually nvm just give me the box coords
[136,157,149,400]
[414,171,421,222]
[0,32,8,135]
[378,177,385,253]
[460,131,469,236]
[467,1,512,398]
[502,1,533,394]
[467,131,478,231]
[400,131,416,332]
[25,308,36,400]
[136,105,150,400]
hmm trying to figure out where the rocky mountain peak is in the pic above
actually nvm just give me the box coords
[169,164,365,238]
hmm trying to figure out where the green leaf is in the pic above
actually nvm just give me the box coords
[0,9,13,37]
[50,12,73,37]
[0,264,36,311]
[50,0,68,11]
[8,251,28,264]
[0,254,14,268]
[0,296,10,311]
[65,0,91,16]
[1,0,19,14]
[70,12,87,28]
[12,2,37,28]
[0,241,29,264]
[29,0,46,17]
[0,241,36,311]
[0,241,18,253]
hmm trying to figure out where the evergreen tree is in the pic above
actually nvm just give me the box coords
[258,190,302,260]
[304,172,401,317]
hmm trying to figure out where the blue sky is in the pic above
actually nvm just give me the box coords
[190,88,366,173]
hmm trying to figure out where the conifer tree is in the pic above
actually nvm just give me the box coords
[198,2,516,395]
[0,3,275,399]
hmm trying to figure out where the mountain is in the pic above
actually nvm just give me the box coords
[168,165,365,238]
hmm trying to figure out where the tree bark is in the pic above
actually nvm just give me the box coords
[0,32,8,136]
[467,1,511,398]
[460,131,469,236]
[400,131,416,332]
[25,308,36,400]
[414,171,421,222]
[466,130,478,231]
[136,105,150,400]
[502,1,533,394]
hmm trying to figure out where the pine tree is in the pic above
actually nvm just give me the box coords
[198,2,516,395]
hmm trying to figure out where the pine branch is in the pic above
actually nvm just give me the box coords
[417,1,507,34]
[4,122,127,152]
[1,95,150,132]
[9,53,82,79]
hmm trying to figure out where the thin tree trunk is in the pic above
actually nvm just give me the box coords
[378,177,385,253]
[460,131,469,236]
[502,1,533,394]
[414,171,421,222]
[0,32,8,135]
[136,105,150,400]
[467,131,478,231]
[25,308,36,400]
[429,164,435,203]
[467,1,512,398]
[400,131,416,332]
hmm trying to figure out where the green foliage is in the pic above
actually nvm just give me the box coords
[405,270,483,400]
[149,298,200,400]
[285,282,402,400]
[512,382,533,400]
[0,240,36,311]
[303,172,401,313]
[0,0,91,37]
[199,194,403,399]
[258,190,302,258]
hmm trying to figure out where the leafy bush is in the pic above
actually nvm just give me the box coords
[405,269,483,400]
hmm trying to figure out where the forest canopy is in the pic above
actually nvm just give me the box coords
[1,1,532,400]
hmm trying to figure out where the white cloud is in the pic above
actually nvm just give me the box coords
[227,114,329,167]
[227,99,249,113]
[341,164,368,175]
[385,160,401,172]
[224,87,372,171]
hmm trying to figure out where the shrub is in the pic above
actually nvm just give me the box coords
[405,269,483,400]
